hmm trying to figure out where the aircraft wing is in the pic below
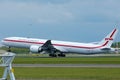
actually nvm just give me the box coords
[41,40,59,54]
[41,40,66,57]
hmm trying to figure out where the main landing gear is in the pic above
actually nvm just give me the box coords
[49,53,66,57]
[58,53,66,57]
[7,47,11,52]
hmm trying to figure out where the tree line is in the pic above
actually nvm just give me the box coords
[112,42,120,48]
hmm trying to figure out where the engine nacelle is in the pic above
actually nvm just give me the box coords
[30,45,42,53]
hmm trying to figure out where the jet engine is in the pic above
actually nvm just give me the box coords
[30,45,42,53]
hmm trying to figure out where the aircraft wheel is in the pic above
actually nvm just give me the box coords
[49,54,57,57]
[63,54,66,57]
[53,54,57,57]
[49,54,52,57]
[7,47,11,52]
[58,53,66,57]
[58,54,61,56]
[7,49,11,52]
[61,54,66,57]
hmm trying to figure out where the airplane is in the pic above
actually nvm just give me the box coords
[1,28,118,57]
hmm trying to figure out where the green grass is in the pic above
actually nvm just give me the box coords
[1,67,120,80]
[1,47,120,64]
[13,57,120,64]
[0,47,29,54]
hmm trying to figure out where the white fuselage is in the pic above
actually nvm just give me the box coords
[1,37,109,54]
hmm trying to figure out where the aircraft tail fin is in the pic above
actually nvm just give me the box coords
[99,29,118,48]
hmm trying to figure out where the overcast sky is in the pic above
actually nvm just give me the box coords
[0,0,119,42]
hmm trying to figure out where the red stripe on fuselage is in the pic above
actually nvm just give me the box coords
[3,39,109,49]
[110,29,116,38]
